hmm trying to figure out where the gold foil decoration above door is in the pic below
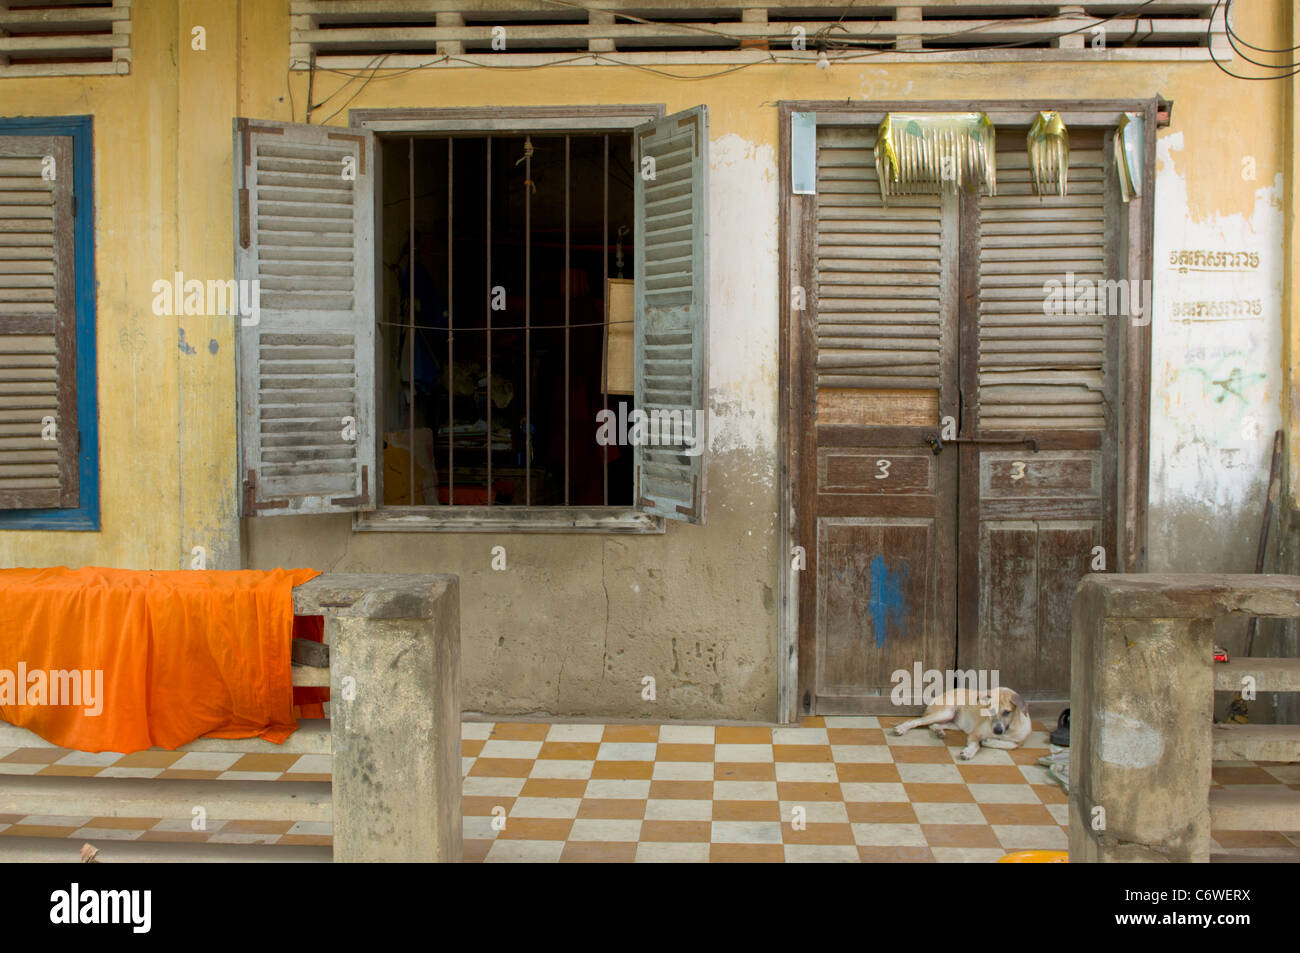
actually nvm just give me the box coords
[1028,110,1069,198]
[873,112,997,205]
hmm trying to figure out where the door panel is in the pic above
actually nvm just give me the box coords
[817,518,942,701]
[957,129,1119,699]
[974,521,1099,693]
[802,123,959,710]
[819,447,935,496]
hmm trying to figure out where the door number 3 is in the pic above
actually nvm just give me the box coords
[1010,461,1026,481]
[875,459,891,480]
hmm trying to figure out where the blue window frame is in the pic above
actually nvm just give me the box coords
[0,115,98,531]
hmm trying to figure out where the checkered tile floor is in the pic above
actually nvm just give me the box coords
[1,716,1296,861]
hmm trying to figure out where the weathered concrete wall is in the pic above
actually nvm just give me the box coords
[0,1,1295,721]
[249,475,779,720]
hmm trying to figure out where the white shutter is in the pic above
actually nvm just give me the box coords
[976,131,1109,430]
[633,105,708,525]
[0,135,77,509]
[234,119,376,515]
[815,125,943,390]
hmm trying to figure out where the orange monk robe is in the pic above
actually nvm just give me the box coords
[0,567,320,753]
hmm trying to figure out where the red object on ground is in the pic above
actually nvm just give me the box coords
[0,566,320,753]
[1214,645,1230,663]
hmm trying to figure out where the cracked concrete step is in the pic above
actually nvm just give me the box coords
[1212,723,1300,762]
[0,774,331,823]
[0,718,331,756]
[0,834,330,863]
[1214,658,1300,692]
[1208,787,1300,831]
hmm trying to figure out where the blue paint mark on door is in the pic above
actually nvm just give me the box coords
[868,555,908,647]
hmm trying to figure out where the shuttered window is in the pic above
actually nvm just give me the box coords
[976,130,1109,431]
[239,109,710,528]
[633,105,709,524]
[0,134,78,510]
[234,119,377,516]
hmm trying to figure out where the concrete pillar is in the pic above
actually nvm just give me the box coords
[436,12,464,56]
[588,10,615,54]
[740,9,768,51]
[894,6,922,52]
[324,575,461,862]
[1055,6,1086,50]
[1069,579,1214,862]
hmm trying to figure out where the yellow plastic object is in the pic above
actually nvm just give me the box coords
[873,112,997,204]
[997,850,1068,863]
[1027,110,1069,197]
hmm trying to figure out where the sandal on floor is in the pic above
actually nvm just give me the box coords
[1050,708,1070,747]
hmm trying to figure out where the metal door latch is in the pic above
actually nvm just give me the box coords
[925,435,1039,455]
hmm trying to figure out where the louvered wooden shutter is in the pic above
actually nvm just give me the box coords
[814,126,944,391]
[234,119,376,515]
[0,135,78,509]
[976,131,1108,430]
[633,106,708,525]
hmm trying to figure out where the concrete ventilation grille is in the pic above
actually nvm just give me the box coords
[290,2,1229,69]
[0,0,132,78]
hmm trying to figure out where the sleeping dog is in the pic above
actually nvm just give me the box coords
[892,687,1032,760]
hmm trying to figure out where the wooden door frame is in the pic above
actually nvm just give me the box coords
[778,98,1163,722]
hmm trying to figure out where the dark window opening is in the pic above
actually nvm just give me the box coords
[378,132,636,507]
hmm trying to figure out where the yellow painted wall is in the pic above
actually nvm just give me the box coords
[0,1,1293,718]
[0,2,184,569]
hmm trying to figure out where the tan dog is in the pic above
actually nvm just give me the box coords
[891,687,1032,760]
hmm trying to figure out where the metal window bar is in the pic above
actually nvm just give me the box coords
[408,137,415,507]
[447,137,454,506]
[564,135,571,506]
[525,139,532,505]
[602,133,609,506]
[485,137,492,505]
[383,133,629,507]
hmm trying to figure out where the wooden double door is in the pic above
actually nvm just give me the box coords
[796,124,1121,713]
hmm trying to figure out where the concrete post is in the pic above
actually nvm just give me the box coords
[1069,579,1214,862]
[588,10,615,53]
[299,574,461,863]
[436,12,465,56]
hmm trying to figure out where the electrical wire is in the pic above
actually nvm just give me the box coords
[1208,0,1300,80]
[1222,0,1300,54]
[1219,0,1298,71]
[316,54,393,125]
